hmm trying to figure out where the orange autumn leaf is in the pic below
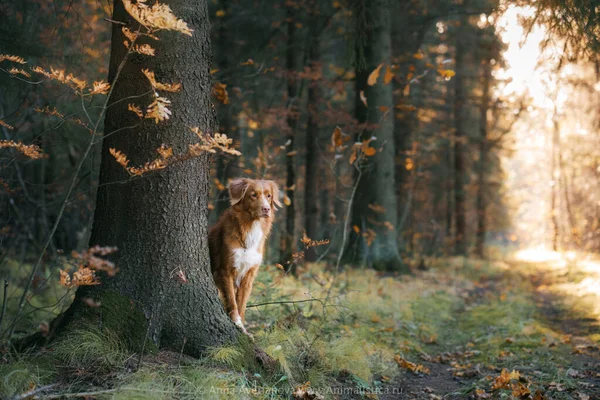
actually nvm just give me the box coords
[491,369,521,391]
[394,355,430,374]
[403,84,410,96]
[384,65,394,84]
[378,105,389,113]
[275,263,285,271]
[413,52,424,60]
[353,225,360,233]
[214,178,226,191]
[367,63,383,86]
[362,141,377,156]
[396,104,417,111]
[283,195,292,206]
[212,82,229,104]
[331,126,344,147]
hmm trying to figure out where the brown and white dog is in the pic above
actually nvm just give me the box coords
[208,178,281,335]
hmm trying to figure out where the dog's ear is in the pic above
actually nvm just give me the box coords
[228,178,249,206]
[264,180,282,210]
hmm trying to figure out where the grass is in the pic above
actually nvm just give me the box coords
[1,252,599,398]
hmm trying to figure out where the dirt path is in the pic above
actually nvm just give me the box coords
[381,259,600,400]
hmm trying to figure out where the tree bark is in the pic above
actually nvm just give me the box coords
[453,12,468,256]
[57,0,239,357]
[348,0,401,270]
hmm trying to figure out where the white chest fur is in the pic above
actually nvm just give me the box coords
[232,221,264,287]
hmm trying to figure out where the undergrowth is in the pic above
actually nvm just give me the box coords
[1,254,599,398]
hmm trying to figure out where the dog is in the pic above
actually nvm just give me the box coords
[208,178,281,335]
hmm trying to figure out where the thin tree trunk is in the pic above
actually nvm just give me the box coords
[214,0,236,221]
[282,10,303,268]
[550,107,559,251]
[304,33,320,262]
[475,57,491,258]
[453,11,468,256]
[57,0,239,356]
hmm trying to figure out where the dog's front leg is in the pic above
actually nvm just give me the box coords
[236,266,258,323]
[219,275,246,333]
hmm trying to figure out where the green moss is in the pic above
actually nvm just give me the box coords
[57,289,157,355]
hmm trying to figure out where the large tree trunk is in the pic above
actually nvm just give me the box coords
[475,57,491,258]
[348,0,400,270]
[57,0,239,357]
[453,12,468,256]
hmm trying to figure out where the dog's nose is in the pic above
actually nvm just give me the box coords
[262,206,271,214]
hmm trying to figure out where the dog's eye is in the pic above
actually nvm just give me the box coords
[267,194,271,198]
[251,193,257,198]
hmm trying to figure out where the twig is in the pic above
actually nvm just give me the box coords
[247,297,328,308]
[0,278,8,331]
[137,308,154,370]
[178,336,187,368]
[11,384,58,400]
[325,163,362,301]
[3,32,141,342]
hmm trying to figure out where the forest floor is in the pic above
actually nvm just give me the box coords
[1,250,599,399]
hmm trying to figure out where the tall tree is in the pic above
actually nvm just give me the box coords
[304,14,322,262]
[475,49,491,258]
[348,0,400,270]
[453,10,468,256]
[56,0,239,356]
[214,0,237,220]
[282,7,304,267]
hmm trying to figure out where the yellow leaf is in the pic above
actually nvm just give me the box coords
[353,225,360,233]
[216,9,226,17]
[437,69,456,79]
[378,105,389,113]
[367,63,383,86]
[359,90,367,107]
[241,59,254,66]
[283,195,292,206]
[384,65,394,84]
[403,84,410,96]
[287,150,297,156]
[413,53,424,60]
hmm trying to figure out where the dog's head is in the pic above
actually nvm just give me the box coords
[228,178,282,220]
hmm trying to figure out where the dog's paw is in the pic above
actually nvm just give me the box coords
[233,316,254,340]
